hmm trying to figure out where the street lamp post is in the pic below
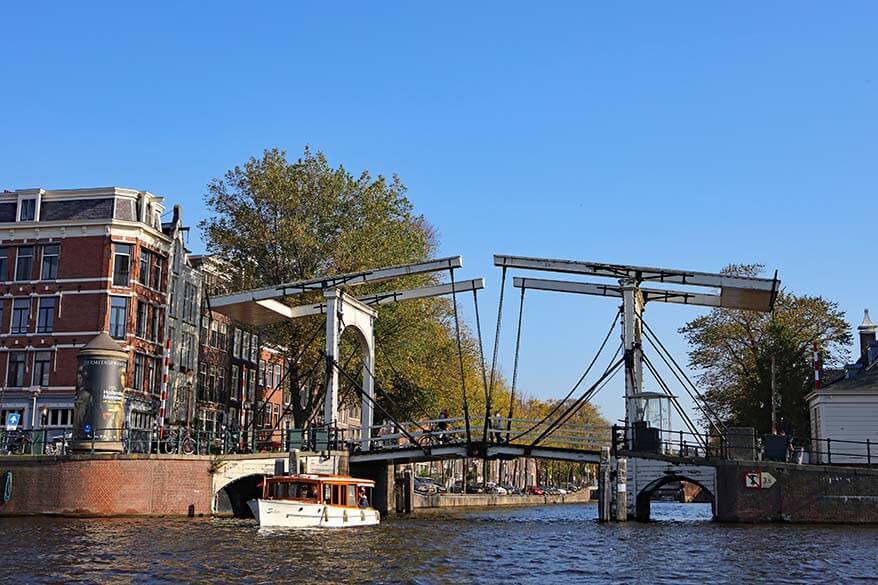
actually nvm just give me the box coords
[29,386,41,429]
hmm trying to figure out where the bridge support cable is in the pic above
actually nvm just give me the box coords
[373,343,442,427]
[507,310,621,442]
[353,349,434,435]
[324,351,429,453]
[528,353,624,446]
[509,341,622,444]
[471,288,490,434]
[528,356,625,448]
[640,318,726,434]
[485,266,508,444]
[641,353,705,446]
[248,316,328,437]
[449,266,473,445]
[505,285,527,442]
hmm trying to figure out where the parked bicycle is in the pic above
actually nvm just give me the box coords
[159,427,197,455]
[1,431,32,455]
[44,431,72,456]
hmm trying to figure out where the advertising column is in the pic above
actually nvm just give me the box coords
[71,333,129,452]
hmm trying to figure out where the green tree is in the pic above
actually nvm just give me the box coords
[200,147,483,428]
[679,264,851,437]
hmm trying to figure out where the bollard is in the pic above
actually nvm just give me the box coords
[615,458,628,522]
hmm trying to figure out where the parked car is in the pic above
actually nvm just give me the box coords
[499,484,523,495]
[414,477,438,495]
[486,483,508,495]
[526,486,545,495]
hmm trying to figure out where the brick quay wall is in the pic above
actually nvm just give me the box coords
[716,461,878,523]
[0,455,215,516]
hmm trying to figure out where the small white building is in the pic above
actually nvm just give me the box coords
[807,310,878,464]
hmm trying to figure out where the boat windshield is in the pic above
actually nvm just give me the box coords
[268,481,318,501]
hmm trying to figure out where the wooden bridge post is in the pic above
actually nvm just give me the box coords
[598,446,611,522]
[615,458,628,522]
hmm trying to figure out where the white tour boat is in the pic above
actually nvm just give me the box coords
[249,473,380,528]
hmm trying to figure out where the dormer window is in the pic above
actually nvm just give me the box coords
[19,199,36,221]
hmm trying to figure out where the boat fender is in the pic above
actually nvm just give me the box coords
[322,507,329,522]
[360,510,365,521]
[2,471,11,503]
[343,509,348,522]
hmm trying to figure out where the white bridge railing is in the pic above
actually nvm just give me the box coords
[344,416,612,453]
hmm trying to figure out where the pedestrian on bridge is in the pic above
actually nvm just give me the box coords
[437,410,450,443]
[492,412,503,444]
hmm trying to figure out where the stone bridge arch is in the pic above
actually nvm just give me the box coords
[628,457,717,521]
[211,456,286,516]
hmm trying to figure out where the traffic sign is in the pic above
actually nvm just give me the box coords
[5,412,21,431]
[744,471,776,489]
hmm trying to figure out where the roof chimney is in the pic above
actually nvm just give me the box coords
[858,309,876,364]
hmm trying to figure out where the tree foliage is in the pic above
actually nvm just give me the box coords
[200,148,494,427]
[679,264,851,436]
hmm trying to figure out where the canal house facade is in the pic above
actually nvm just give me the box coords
[0,187,172,434]
[0,186,289,446]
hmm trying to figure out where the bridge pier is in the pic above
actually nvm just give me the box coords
[349,460,396,517]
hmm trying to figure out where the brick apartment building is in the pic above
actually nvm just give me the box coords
[0,186,288,448]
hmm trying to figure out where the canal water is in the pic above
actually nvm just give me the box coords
[1,503,876,584]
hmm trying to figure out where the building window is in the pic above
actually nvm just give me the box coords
[169,275,178,317]
[250,336,257,362]
[47,408,73,427]
[231,364,240,401]
[259,362,266,388]
[242,332,250,361]
[19,199,36,221]
[217,322,228,351]
[7,352,26,387]
[36,297,55,333]
[0,248,8,281]
[40,244,59,280]
[208,366,217,402]
[109,296,128,339]
[217,367,226,401]
[210,321,219,348]
[198,363,207,401]
[11,298,30,334]
[133,354,145,392]
[151,306,161,342]
[233,329,242,358]
[248,368,256,403]
[151,255,162,290]
[139,249,151,285]
[113,244,131,286]
[274,364,282,389]
[32,351,52,387]
[14,246,33,281]
[145,357,156,394]
[136,301,148,338]
[182,282,195,323]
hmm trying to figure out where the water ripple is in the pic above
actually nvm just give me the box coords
[1,503,877,584]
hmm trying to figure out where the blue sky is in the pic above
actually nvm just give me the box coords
[2,2,876,426]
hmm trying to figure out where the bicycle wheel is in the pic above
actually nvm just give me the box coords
[180,435,196,455]
[417,433,437,448]
[160,433,177,454]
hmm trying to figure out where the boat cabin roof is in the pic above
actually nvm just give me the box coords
[266,473,375,487]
